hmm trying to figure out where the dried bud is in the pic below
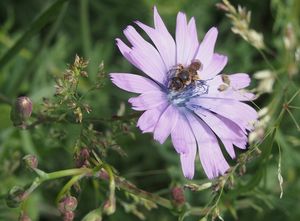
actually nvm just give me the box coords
[74,148,90,168]
[58,196,78,213]
[80,71,88,78]
[11,96,33,126]
[171,187,185,206]
[6,186,25,208]
[23,155,38,170]
[19,212,32,221]
[218,84,229,91]
[74,107,83,123]
[215,3,229,12]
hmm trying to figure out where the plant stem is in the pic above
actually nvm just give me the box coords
[98,169,174,210]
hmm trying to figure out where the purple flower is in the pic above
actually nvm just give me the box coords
[110,7,258,179]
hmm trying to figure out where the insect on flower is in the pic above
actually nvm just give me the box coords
[110,6,258,179]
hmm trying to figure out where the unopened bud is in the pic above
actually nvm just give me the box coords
[103,199,116,215]
[23,155,38,170]
[74,148,90,168]
[6,186,25,208]
[171,187,185,206]
[11,96,33,126]
[63,211,75,221]
[58,196,78,213]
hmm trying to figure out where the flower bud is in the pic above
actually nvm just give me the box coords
[11,96,32,126]
[103,199,116,215]
[63,211,75,221]
[23,155,38,170]
[74,148,90,168]
[171,187,185,206]
[6,186,25,208]
[58,196,78,213]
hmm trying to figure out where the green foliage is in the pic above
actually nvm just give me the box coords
[0,0,300,220]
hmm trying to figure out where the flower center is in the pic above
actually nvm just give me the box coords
[166,60,209,106]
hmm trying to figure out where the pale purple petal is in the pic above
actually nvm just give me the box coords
[202,74,255,101]
[135,21,176,70]
[175,13,199,66]
[128,91,167,111]
[180,147,197,179]
[200,53,227,80]
[110,73,161,93]
[229,73,251,89]
[188,98,258,132]
[185,112,230,179]
[123,26,167,83]
[153,6,169,33]
[195,27,218,68]
[193,108,247,158]
[171,111,196,154]
[137,103,168,133]
[154,105,179,144]
[116,38,139,68]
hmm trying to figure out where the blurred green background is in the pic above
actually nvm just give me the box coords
[0,0,300,220]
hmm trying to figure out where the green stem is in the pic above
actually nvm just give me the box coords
[98,169,174,210]
[0,92,12,105]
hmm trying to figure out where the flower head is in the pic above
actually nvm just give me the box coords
[110,7,258,179]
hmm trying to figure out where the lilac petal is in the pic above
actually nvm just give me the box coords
[189,98,258,132]
[175,13,199,65]
[128,91,167,111]
[229,73,251,89]
[137,103,168,133]
[180,147,197,179]
[200,53,227,80]
[187,17,199,58]
[153,6,169,33]
[154,105,179,144]
[185,112,230,179]
[171,112,196,154]
[193,108,247,158]
[116,38,139,68]
[203,74,255,101]
[135,21,176,70]
[123,26,167,83]
[195,27,218,68]
[110,73,161,93]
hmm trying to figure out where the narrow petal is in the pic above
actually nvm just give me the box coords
[229,73,251,89]
[193,108,247,158]
[128,91,167,111]
[116,38,139,68]
[175,12,189,65]
[203,74,255,101]
[123,26,167,83]
[135,21,176,70]
[200,53,227,80]
[171,111,196,154]
[180,147,197,179]
[153,6,168,33]
[154,105,179,144]
[137,103,168,133]
[195,27,218,68]
[185,112,230,179]
[188,98,258,132]
[110,73,161,93]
